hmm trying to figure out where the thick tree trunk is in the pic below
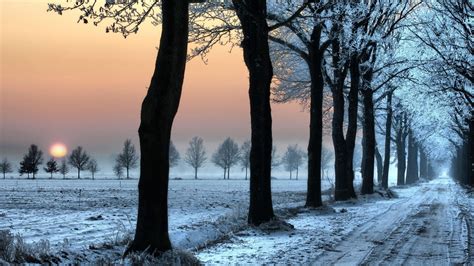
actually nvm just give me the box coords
[419,149,427,179]
[344,54,359,198]
[382,92,392,189]
[77,169,80,179]
[305,25,323,208]
[375,144,383,185]
[194,168,198,179]
[406,129,419,184]
[332,35,354,201]
[233,0,274,225]
[128,0,189,255]
[396,130,406,185]
[361,88,375,194]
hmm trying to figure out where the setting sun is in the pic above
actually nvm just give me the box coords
[49,143,68,158]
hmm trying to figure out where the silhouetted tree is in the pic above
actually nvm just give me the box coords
[0,158,12,179]
[240,140,251,180]
[212,137,240,179]
[117,139,139,179]
[169,141,180,168]
[232,0,276,225]
[44,158,59,179]
[19,144,43,179]
[68,146,90,179]
[48,0,205,256]
[59,159,69,179]
[87,159,99,180]
[184,136,207,179]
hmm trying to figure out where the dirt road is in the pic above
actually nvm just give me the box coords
[314,177,473,265]
[197,177,473,265]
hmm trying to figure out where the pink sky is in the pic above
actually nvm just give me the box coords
[0,0,310,163]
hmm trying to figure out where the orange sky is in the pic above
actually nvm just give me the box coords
[0,0,310,162]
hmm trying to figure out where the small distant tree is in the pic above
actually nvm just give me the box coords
[117,139,139,179]
[240,140,251,180]
[0,158,13,179]
[59,158,69,179]
[68,146,90,179]
[169,141,180,168]
[212,138,240,179]
[114,156,123,179]
[271,145,281,169]
[87,159,99,180]
[282,145,304,180]
[44,158,59,179]
[19,144,43,179]
[184,136,207,179]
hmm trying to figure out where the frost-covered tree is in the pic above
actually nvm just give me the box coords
[184,136,207,179]
[0,158,12,179]
[87,159,99,180]
[19,144,43,179]
[44,158,59,179]
[116,139,139,179]
[113,161,124,179]
[68,146,90,179]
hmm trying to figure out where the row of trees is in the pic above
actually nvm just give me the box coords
[0,145,99,179]
[48,0,472,256]
[1,138,319,180]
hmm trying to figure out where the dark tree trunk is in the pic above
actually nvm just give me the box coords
[344,54,359,198]
[223,167,226,179]
[227,167,230,179]
[382,92,393,189]
[127,167,130,179]
[290,170,292,180]
[406,129,419,184]
[77,168,80,179]
[305,25,324,208]
[395,114,408,185]
[361,88,375,194]
[245,167,248,180]
[194,167,197,179]
[419,149,427,179]
[233,0,274,225]
[296,167,298,180]
[127,0,190,255]
[332,35,354,201]
[375,144,383,185]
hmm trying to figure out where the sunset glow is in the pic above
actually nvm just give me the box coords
[49,143,68,158]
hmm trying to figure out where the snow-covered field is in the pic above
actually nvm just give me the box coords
[1,176,472,264]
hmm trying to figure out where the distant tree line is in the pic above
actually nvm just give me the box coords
[1,138,315,180]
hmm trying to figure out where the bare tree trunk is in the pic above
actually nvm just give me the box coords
[345,54,359,198]
[396,128,406,185]
[382,91,392,189]
[127,167,130,179]
[419,149,427,179]
[361,88,375,194]
[375,144,383,185]
[127,0,189,255]
[406,129,419,184]
[77,169,80,179]
[296,167,298,180]
[305,26,324,207]
[194,167,198,179]
[227,167,230,179]
[305,44,324,203]
[245,167,248,180]
[332,35,354,201]
[233,0,274,225]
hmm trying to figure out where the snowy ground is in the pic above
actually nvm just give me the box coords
[1,176,472,264]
